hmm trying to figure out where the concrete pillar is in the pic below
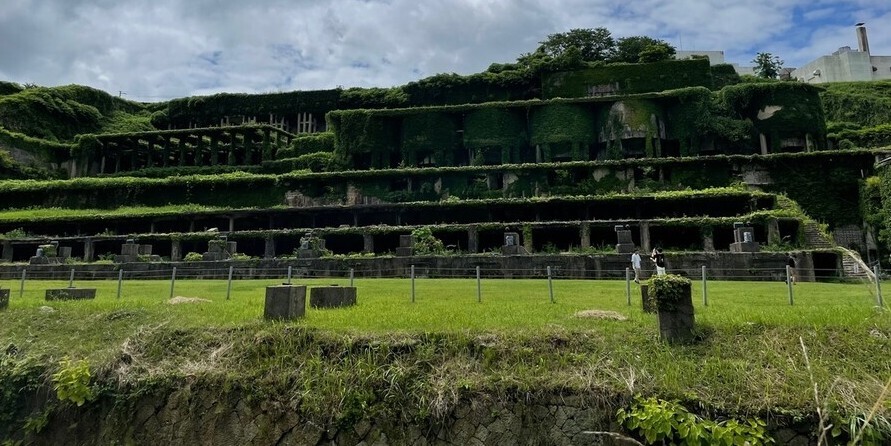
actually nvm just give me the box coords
[467,227,479,253]
[163,137,172,167]
[149,221,156,233]
[83,238,94,262]
[363,234,374,253]
[767,218,781,245]
[703,234,715,252]
[144,140,154,168]
[1,241,12,262]
[580,222,591,248]
[209,136,219,166]
[805,133,814,152]
[228,217,235,232]
[264,236,276,259]
[639,222,651,253]
[170,240,182,262]
[759,133,768,155]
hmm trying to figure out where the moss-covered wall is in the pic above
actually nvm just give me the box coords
[719,83,827,150]
[541,58,712,98]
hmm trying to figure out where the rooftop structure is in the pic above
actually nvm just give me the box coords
[792,24,891,83]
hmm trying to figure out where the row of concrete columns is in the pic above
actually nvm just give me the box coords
[97,128,291,174]
[0,219,784,262]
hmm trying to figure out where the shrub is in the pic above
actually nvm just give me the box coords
[51,357,93,406]
[183,252,203,262]
[648,274,692,311]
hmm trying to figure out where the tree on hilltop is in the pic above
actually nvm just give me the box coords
[752,52,784,79]
[612,36,676,63]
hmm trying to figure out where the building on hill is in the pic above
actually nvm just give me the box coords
[674,50,756,76]
[792,24,891,84]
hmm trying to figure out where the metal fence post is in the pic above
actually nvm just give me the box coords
[286,265,292,285]
[547,266,554,303]
[68,268,75,288]
[349,268,354,287]
[702,265,708,307]
[410,265,415,303]
[169,267,177,299]
[786,265,794,305]
[875,265,884,308]
[19,268,25,299]
[625,267,631,306]
[226,265,234,300]
[476,265,481,303]
[117,269,123,299]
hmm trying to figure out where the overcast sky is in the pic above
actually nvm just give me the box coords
[1,0,889,102]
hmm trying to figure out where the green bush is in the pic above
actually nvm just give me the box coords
[279,132,334,159]
[648,274,692,311]
[183,252,204,262]
[51,357,93,407]
[617,395,772,445]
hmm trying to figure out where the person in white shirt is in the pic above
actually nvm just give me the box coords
[631,249,642,283]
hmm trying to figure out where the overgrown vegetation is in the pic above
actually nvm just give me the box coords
[0,278,888,442]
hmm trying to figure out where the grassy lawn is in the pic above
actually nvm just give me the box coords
[0,277,885,352]
[1,277,889,428]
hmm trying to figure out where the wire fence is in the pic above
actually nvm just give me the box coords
[0,264,885,309]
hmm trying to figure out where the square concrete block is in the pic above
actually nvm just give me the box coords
[264,285,306,321]
[0,289,9,310]
[310,286,357,308]
[45,288,96,301]
[121,243,140,256]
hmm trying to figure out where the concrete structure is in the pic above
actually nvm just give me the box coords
[792,25,891,84]
[45,288,97,301]
[309,286,357,308]
[264,285,306,320]
[675,50,756,76]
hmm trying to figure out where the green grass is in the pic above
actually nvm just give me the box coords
[1,278,889,435]
[0,278,885,354]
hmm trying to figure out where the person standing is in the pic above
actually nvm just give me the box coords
[786,253,797,284]
[652,247,666,276]
[631,249,642,283]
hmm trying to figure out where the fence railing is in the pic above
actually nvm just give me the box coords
[0,264,885,309]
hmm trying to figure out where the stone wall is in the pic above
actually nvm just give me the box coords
[23,388,815,446]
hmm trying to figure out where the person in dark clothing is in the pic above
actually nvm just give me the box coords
[786,253,797,284]
[651,247,666,275]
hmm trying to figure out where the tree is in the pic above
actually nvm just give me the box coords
[752,52,784,79]
[638,42,676,63]
[535,27,615,62]
[612,36,676,63]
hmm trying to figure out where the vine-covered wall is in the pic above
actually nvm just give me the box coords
[541,59,712,99]
[719,83,827,151]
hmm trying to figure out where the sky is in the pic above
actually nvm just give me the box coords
[0,0,889,102]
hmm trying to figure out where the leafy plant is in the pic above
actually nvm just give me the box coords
[51,357,93,407]
[183,252,204,262]
[411,226,445,255]
[648,274,692,311]
[617,395,772,445]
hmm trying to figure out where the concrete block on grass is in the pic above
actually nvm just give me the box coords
[264,285,306,321]
[45,288,96,301]
[310,286,357,308]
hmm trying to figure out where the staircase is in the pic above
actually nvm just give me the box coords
[839,247,876,282]
[802,222,835,249]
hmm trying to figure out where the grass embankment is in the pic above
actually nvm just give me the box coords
[1,278,889,435]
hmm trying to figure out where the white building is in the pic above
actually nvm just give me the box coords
[674,50,757,76]
[791,25,891,84]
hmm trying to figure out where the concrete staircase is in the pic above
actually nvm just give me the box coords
[802,222,835,249]
[839,247,875,282]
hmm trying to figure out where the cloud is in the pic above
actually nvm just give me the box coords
[0,0,888,101]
